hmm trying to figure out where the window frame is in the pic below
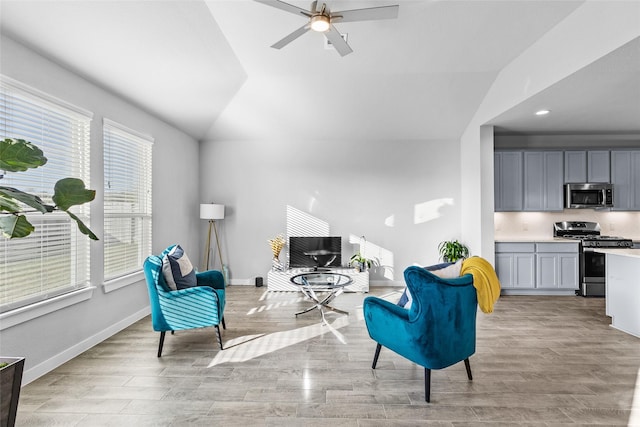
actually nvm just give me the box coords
[0,75,93,314]
[102,118,153,291]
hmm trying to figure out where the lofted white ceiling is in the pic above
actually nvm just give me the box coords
[1,0,638,141]
[0,0,247,139]
[488,36,640,134]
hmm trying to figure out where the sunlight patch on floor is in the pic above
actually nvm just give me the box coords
[208,316,350,367]
[629,367,640,425]
[246,296,306,315]
[209,289,402,368]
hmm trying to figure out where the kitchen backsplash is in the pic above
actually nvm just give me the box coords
[495,211,640,240]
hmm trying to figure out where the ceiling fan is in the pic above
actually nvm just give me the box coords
[254,0,399,56]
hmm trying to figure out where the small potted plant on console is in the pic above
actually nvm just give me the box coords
[350,252,377,272]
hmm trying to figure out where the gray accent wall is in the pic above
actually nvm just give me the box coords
[0,36,201,383]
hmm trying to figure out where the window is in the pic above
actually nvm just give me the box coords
[103,119,152,282]
[0,76,93,312]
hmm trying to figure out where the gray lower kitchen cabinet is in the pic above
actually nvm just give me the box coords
[495,243,535,289]
[524,151,564,211]
[496,241,579,293]
[494,151,523,211]
[536,243,579,289]
[611,150,640,211]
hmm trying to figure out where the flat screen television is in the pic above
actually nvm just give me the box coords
[289,236,342,269]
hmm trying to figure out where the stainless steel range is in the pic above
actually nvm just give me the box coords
[553,221,633,297]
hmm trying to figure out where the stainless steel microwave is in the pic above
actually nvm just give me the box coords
[565,183,614,209]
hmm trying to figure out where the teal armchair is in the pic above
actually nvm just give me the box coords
[363,265,477,402]
[143,245,226,356]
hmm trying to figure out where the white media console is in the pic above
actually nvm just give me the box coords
[267,268,369,292]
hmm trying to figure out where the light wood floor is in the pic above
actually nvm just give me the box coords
[16,285,640,426]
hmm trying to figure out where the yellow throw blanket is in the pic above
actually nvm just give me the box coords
[461,257,501,313]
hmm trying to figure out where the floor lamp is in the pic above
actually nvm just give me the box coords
[200,203,225,271]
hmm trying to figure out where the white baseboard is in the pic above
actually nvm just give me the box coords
[22,306,151,385]
[370,280,404,287]
[228,279,253,286]
[500,289,576,296]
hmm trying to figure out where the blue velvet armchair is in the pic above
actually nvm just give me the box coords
[363,265,477,402]
[143,246,226,357]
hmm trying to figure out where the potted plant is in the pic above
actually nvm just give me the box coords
[0,357,24,427]
[0,138,97,425]
[267,234,286,271]
[350,252,377,272]
[438,239,470,263]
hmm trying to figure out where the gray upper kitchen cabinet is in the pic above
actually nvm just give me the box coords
[564,150,610,183]
[564,151,587,182]
[523,151,564,211]
[611,150,640,211]
[588,151,610,182]
[494,151,523,212]
[535,243,579,289]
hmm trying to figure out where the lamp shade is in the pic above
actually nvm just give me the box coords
[200,203,225,220]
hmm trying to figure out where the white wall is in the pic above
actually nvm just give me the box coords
[0,36,201,383]
[199,137,465,284]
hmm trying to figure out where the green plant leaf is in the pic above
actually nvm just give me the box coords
[438,239,469,262]
[0,138,47,172]
[65,210,99,241]
[0,186,53,213]
[52,178,96,211]
[0,193,22,213]
[0,214,35,238]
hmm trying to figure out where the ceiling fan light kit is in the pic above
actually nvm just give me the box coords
[254,0,399,56]
[310,14,330,32]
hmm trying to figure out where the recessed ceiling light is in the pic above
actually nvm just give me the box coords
[535,109,551,116]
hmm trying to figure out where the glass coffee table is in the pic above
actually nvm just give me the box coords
[290,272,352,322]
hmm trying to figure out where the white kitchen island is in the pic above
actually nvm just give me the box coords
[597,249,640,338]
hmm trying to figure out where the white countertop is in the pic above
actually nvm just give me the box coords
[593,248,640,258]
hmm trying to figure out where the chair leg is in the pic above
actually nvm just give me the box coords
[215,325,224,350]
[372,343,382,369]
[222,317,226,330]
[157,331,166,358]
[464,358,473,380]
[424,368,431,402]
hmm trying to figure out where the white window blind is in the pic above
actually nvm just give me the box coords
[103,119,153,281]
[0,76,93,312]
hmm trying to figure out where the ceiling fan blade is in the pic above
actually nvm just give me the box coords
[254,0,311,18]
[271,24,311,49]
[332,5,399,23]
[324,25,353,56]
